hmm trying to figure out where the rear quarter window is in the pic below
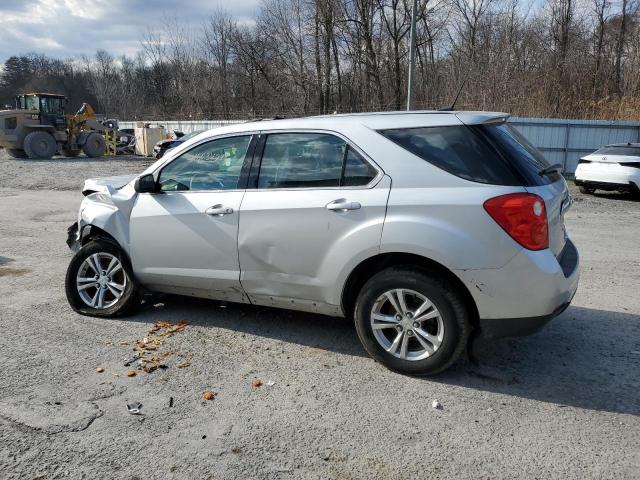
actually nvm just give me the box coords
[379,125,522,185]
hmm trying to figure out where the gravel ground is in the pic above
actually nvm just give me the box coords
[0,151,639,479]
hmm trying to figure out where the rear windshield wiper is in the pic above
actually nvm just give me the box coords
[538,163,562,177]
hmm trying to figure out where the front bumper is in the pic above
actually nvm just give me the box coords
[67,222,80,252]
[574,163,640,192]
[456,238,580,339]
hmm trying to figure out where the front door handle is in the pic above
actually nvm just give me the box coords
[205,204,234,216]
[326,199,362,212]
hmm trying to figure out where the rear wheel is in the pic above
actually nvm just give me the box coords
[6,149,27,158]
[578,186,595,195]
[65,240,141,317]
[354,267,471,375]
[24,131,57,159]
[82,132,105,158]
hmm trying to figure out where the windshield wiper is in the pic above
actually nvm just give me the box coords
[538,163,562,177]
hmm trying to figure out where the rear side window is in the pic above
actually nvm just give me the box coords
[380,125,521,185]
[343,147,378,186]
[258,133,378,188]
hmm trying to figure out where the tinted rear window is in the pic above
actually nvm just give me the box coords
[380,123,556,186]
[482,124,559,185]
[594,146,640,156]
[380,125,521,185]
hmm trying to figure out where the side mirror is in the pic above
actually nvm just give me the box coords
[134,174,158,193]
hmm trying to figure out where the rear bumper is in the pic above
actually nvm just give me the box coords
[480,300,571,339]
[456,238,580,338]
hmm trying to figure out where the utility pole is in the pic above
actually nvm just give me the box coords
[406,0,418,110]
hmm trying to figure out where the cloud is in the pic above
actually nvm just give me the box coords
[0,0,261,62]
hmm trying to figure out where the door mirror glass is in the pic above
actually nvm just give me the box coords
[158,135,252,192]
[134,174,157,193]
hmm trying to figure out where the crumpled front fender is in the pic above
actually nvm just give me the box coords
[76,184,137,255]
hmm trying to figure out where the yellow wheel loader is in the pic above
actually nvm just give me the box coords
[0,93,108,159]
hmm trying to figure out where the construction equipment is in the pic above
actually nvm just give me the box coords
[0,93,111,159]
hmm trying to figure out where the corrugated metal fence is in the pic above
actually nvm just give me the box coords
[120,117,640,176]
[510,117,640,176]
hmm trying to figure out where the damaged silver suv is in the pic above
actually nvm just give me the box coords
[65,111,579,375]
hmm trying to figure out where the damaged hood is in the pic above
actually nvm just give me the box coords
[82,174,137,195]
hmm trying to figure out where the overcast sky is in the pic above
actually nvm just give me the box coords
[0,0,261,63]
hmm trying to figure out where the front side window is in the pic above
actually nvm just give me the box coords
[257,133,377,189]
[158,135,251,192]
[40,97,64,115]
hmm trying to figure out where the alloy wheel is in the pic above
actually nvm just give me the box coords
[370,288,444,361]
[76,252,127,309]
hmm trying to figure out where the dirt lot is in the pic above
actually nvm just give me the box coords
[0,151,639,480]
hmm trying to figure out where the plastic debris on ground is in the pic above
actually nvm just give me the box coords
[127,402,143,415]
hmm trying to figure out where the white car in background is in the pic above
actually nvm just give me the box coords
[574,143,640,196]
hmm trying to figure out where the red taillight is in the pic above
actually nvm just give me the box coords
[483,193,548,251]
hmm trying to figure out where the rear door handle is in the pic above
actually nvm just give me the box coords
[326,199,361,212]
[205,204,234,216]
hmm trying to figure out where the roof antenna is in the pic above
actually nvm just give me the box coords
[438,79,467,111]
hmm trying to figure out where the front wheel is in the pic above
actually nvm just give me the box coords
[82,132,105,158]
[578,185,595,195]
[354,267,471,375]
[65,240,140,317]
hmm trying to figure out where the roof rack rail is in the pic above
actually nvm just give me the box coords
[244,116,286,123]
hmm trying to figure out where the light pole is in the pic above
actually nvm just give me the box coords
[406,0,418,110]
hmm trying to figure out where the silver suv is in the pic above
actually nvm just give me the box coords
[65,111,580,375]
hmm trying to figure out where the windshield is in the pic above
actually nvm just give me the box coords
[593,146,640,156]
[181,130,206,142]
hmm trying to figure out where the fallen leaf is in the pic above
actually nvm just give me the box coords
[251,378,263,388]
[127,370,137,377]
[177,362,191,369]
[96,367,104,373]
[202,391,215,400]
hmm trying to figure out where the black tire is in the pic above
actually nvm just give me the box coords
[65,240,141,317]
[6,149,27,158]
[24,131,57,159]
[63,149,81,157]
[354,267,471,376]
[82,133,105,158]
[578,186,595,195]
